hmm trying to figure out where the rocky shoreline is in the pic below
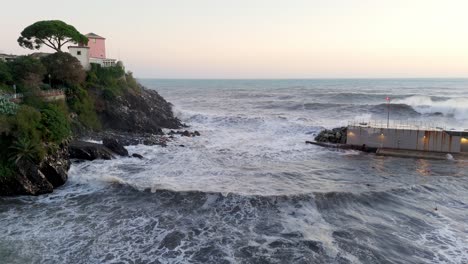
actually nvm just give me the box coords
[0,142,70,196]
[0,86,192,196]
[68,129,201,162]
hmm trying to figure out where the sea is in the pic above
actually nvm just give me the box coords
[1,79,467,264]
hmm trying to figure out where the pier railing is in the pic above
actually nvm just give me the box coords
[347,120,447,131]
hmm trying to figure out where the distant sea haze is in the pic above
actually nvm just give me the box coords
[1,78,467,263]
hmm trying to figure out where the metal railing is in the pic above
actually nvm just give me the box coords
[347,120,446,131]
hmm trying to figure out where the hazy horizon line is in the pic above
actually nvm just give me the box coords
[137,77,468,80]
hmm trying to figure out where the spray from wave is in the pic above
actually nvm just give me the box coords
[392,95,468,120]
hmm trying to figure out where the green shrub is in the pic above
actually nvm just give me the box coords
[88,64,125,86]
[86,64,126,96]
[66,85,101,130]
[10,105,44,160]
[102,88,117,101]
[125,71,141,93]
[0,162,15,183]
[8,136,42,164]
[0,115,12,134]
[0,61,12,85]
[41,52,86,87]
[7,56,46,91]
[39,103,70,143]
[0,97,19,115]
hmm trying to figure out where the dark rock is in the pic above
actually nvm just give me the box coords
[314,127,347,144]
[103,137,128,156]
[167,130,200,137]
[91,86,182,134]
[40,144,70,188]
[16,160,54,195]
[131,153,144,159]
[78,131,170,147]
[69,141,115,161]
[0,143,70,196]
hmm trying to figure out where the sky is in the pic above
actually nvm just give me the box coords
[1,0,468,79]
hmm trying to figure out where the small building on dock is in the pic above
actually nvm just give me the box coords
[346,121,468,153]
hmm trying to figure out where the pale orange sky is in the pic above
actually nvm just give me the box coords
[1,0,468,78]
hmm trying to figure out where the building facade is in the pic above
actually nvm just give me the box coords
[68,32,116,69]
[68,46,91,70]
[346,124,468,153]
[86,33,106,59]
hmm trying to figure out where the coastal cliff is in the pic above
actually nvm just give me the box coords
[0,85,182,196]
[95,84,182,134]
[0,142,70,195]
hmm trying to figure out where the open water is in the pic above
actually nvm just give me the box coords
[1,79,467,263]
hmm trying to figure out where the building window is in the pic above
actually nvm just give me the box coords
[77,51,81,55]
[93,39,96,43]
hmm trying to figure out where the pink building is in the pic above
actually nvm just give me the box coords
[86,33,106,59]
[69,32,117,69]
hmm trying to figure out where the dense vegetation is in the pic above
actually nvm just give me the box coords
[0,52,137,183]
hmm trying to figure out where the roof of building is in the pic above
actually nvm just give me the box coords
[86,33,105,39]
[30,52,52,58]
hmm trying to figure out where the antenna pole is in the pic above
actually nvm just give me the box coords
[386,97,390,128]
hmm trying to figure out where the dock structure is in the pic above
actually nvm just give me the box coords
[346,120,468,154]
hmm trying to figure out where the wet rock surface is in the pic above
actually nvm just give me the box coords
[94,86,182,134]
[131,153,144,159]
[0,143,71,196]
[2,86,184,196]
[79,131,170,147]
[103,137,129,156]
[40,143,71,188]
[69,141,115,161]
[314,127,347,144]
[168,130,201,137]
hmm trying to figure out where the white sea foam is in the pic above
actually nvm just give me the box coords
[393,95,468,121]
[3,79,467,263]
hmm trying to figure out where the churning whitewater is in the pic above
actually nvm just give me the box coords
[1,79,467,264]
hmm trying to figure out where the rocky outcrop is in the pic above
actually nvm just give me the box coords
[1,84,182,196]
[40,142,71,188]
[131,153,144,159]
[69,141,115,160]
[94,86,182,134]
[314,127,347,144]
[103,137,128,156]
[0,143,71,196]
[69,139,132,161]
[80,131,169,147]
[169,130,201,137]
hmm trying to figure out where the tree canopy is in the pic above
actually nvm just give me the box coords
[17,20,88,52]
[41,52,86,86]
[8,56,46,90]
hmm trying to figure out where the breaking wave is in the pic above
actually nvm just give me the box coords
[2,79,468,264]
[393,95,468,120]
